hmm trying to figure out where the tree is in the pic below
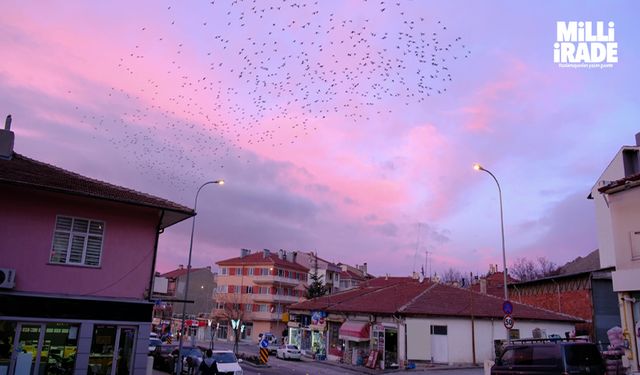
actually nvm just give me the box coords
[305,252,328,299]
[215,292,244,354]
[441,267,463,284]
[510,257,558,281]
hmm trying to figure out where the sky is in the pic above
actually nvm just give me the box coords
[2,1,639,278]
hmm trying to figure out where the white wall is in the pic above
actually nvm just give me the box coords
[592,149,630,269]
[607,186,640,291]
[404,317,574,365]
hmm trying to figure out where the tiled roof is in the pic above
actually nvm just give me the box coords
[401,283,580,322]
[161,267,210,279]
[217,252,309,272]
[290,277,581,323]
[0,153,194,228]
[599,172,640,194]
[340,269,366,281]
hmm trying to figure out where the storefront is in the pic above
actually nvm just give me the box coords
[339,320,370,365]
[0,294,153,375]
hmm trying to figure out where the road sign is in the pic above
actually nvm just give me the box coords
[259,339,269,349]
[502,300,513,315]
[259,348,269,364]
[503,314,514,329]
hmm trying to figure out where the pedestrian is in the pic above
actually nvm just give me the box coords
[198,349,218,375]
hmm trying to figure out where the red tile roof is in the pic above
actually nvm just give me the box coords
[0,153,194,228]
[339,269,367,281]
[217,251,309,272]
[290,277,581,323]
[161,267,210,279]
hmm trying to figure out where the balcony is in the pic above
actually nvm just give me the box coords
[251,294,302,303]
[251,311,283,321]
[251,275,302,286]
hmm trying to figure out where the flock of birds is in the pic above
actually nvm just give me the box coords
[74,0,471,192]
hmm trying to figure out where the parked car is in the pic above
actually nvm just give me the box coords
[211,350,243,375]
[151,344,178,372]
[257,333,279,354]
[148,338,163,354]
[491,340,605,375]
[276,344,301,360]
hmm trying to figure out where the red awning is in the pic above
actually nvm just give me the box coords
[339,321,370,342]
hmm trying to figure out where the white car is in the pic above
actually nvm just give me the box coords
[276,344,301,360]
[211,350,243,375]
[148,337,163,353]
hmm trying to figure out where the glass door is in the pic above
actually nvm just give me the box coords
[114,328,135,375]
[10,323,43,375]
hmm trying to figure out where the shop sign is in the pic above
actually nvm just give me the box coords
[310,322,326,331]
[373,323,385,332]
[287,322,300,328]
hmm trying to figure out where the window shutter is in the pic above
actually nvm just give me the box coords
[51,231,70,262]
[69,235,86,263]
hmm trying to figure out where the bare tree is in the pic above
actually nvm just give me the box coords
[215,292,245,354]
[510,257,557,281]
[441,267,463,284]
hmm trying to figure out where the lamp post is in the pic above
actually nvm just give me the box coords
[177,180,224,374]
[473,163,510,342]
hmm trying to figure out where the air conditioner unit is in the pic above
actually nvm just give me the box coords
[0,268,16,289]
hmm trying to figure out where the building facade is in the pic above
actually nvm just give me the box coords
[0,139,193,374]
[591,132,640,373]
[289,277,580,368]
[294,251,341,294]
[214,249,309,342]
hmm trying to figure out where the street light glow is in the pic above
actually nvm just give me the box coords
[473,163,482,171]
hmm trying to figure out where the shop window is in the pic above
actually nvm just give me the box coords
[430,325,447,335]
[42,323,79,374]
[89,325,116,375]
[0,321,16,373]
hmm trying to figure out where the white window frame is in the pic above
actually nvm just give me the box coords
[221,267,228,275]
[248,267,254,276]
[50,215,105,267]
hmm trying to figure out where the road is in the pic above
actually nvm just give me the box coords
[152,339,484,375]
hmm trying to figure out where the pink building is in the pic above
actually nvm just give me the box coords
[0,121,193,375]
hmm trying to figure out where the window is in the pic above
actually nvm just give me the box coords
[258,304,268,312]
[278,269,284,277]
[246,286,254,294]
[234,285,241,293]
[248,267,254,275]
[430,325,447,335]
[50,216,105,267]
[261,268,270,276]
[216,285,227,293]
[630,231,640,260]
[244,304,253,312]
[221,267,227,275]
[216,302,225,309]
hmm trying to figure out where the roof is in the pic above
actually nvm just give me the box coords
[599,172,640,195]
[161,267,211,279]
[340,269,366,281]
[217,251,309,272]
[0,153,194,228]
[556,249,600,275]
[290,277,581,323]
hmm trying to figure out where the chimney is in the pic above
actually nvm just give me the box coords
[263,249,270,258]
[179,264,184,269]
[240,248,251,258]
[0,115,15,160]
[480,279,487,294]
[636,132,640,146]
[292,251,298,264]
[278,249,286,260]
[362,262,368,275]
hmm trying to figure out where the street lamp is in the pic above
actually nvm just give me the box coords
[177,180,224,374]
[473,163,510,342]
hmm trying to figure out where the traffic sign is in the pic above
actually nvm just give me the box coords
[502,300,513,315]
[260,339,269,349]
[503,314,514,329]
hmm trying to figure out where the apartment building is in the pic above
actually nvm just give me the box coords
[214,249,309,342]
[294,251,342,294]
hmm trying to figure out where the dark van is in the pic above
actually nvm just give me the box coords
[491,341,605,375]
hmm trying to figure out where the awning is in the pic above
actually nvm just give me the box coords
[339,321,370,342]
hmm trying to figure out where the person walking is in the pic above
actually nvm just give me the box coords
[198,349,218,375]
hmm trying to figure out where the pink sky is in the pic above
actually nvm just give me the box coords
[2,1,639,277]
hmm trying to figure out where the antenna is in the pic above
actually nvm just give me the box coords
[413,222,422,274]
